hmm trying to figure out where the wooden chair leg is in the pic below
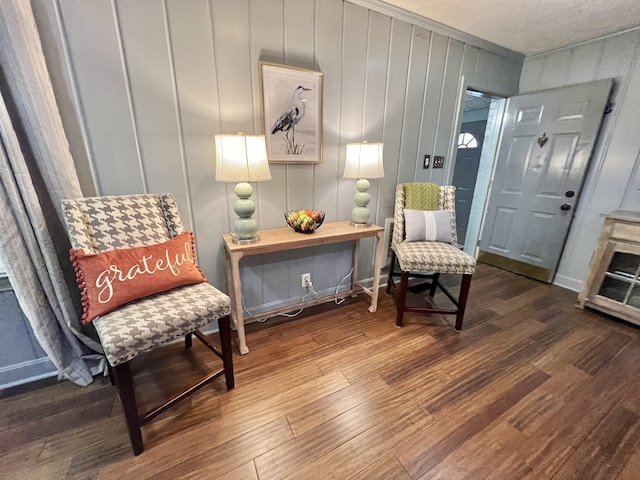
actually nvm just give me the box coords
[455,274,473,331]
[218,314,235,390]
[429,273,440,297]
[113,362,144,456]
[396,271,410,327]
[185,333,192,349]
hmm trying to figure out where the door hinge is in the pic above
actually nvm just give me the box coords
[604,102,613,115]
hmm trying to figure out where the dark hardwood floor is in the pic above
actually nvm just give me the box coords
[2,264,640,479]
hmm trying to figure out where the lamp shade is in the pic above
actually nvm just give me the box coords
[215,133,271,182]
[343,142,384,179]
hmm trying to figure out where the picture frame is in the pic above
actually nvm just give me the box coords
[259,62,323,164]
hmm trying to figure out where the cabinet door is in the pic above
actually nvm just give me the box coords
[587,240,640,324]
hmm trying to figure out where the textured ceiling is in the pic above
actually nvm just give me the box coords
[381,0,640,55]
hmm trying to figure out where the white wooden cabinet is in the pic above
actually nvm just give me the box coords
[577,211,640,326]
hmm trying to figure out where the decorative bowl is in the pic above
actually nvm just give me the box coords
[285,209,325,233]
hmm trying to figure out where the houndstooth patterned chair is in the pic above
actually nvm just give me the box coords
[386,183,476,329]
[61,193,234,456]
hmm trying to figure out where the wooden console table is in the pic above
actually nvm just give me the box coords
[222,221,385,354]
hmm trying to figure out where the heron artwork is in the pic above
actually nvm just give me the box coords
[271,85,312,155]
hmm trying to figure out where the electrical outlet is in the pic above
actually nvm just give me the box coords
[423,154,430,169]
[301,273,311,288]
[433,155,445,168]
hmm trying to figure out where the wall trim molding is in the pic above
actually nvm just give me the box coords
[553,274,582,293]
[0,357,57,391]
[347,0,524,61]
[525,24,640,60]
[224,277,391,327]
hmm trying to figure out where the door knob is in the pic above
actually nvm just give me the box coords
[560,203,572,211]
[565,190,575,197]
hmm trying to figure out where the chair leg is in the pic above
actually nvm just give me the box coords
[185,333,192,349]
[113,362,144,456]
[396,271,410,327]
[429,273,440,297]
[455,274,473,331]
[218,314,235,390]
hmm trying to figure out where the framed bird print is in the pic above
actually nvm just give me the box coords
[259,62,323,163]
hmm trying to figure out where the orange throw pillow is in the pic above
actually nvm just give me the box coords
[71,231,207,323]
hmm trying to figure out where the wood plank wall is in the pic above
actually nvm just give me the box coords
[519,29,640,291]
[33,0,522,315]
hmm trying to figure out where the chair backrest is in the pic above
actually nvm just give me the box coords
[61,193,184,253]
[391,183,457,248]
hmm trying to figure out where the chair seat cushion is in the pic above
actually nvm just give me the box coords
[394,241,476,274]
[93,283,231,366]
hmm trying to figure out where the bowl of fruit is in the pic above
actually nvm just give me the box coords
[285,209,325,233]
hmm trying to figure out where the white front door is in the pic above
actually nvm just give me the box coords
[478,79,613,282]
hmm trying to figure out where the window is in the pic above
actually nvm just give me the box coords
[458,132,478,149]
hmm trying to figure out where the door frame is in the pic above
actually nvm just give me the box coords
[452,118,489,244]
[448,75,515,256]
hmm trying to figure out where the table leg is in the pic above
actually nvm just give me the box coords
[351,240,359,296]
[224,249,249,354]
[368,230,385,313]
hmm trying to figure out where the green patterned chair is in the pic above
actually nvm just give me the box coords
[61,193,234,455]
[386,183,476,328]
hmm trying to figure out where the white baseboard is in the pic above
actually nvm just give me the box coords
[199,274,390,336]
[0,357,57,390]
[553,274,583,292]
[240,275,391,321]
[0,273,393,390]
[243,285,352,317]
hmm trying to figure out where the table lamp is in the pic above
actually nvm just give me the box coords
[343,141,384,227]
[215,133,271,244]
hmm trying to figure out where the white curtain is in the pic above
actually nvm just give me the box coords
[0,0,103,385]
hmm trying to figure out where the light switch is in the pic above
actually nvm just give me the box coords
[423,154,430,169]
